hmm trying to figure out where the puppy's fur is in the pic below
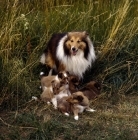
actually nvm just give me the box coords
[51,79,70,109]
[58,91,95,120]
[68,74,80,93]
[40,80,59,104]
[80,81,101,100]
[40,31,96,79]
[40,71,69,91]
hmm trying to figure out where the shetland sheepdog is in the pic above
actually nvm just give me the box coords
[40,31,96,79]
[51,79,71,109]
[80,81,101,100]
[68,74,80,93]
[40,71,69,91]
[58,91,95,120]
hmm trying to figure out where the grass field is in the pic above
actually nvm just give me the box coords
[0,0,138,139]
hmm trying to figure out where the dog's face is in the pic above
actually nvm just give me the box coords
[57,71,69,85]
[65,31,88,56]
[86,81,101,94]
[66,95,81,105]
[51,80,61,95]
[66,92,85,104]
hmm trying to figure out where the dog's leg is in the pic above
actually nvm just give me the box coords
[48,69,53,76]
[86,107,96,112]
[51,97,57,109]
[73,109,79,120]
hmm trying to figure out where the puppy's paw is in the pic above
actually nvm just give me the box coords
[74,115,79,120]
[64,112,69,116]
[32,96,38,101]
[47,101,51,105]
[53,106,57,110]
[86,108,96,112]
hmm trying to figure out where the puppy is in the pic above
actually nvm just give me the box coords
[40,31,96,79]
[40,80,60,104]
[40,71,69,91]
[80,81,101,100]
[58,91,95,120]
[51,80,70,109]
[68,74,80,93]
[69,91,95,120]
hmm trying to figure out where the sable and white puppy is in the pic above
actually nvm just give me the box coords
[58,91,95,120]
[40,31,96,79]
[40,80,60,104]
[80,81,101,100]
[40,71,69,91]
[51,80,70,109]
[68,74,80,93]
[57,96,77,117]
[69,91,95,120]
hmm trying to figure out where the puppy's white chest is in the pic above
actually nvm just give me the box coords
[56,91,68,100]
[76,105,86,113]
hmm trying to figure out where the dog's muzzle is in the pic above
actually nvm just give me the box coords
[71,47,78,55]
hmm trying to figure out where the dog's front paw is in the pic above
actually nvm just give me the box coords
[74,115,79,120]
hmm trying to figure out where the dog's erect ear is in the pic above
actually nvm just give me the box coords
[76,95,83,102]
[94,82,101,90]
[83,31,89,37]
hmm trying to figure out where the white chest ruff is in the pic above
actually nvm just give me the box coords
[63,53,90,78]
[55,90,69,100]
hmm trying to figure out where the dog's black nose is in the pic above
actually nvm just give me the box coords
[72,47,76,51]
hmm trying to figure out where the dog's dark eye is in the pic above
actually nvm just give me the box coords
[70,40,74,42]
[77,40,80,43]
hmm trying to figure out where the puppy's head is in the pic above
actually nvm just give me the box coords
[57,71,69,85]
[86,81,101,94]
[51,80,61,95]
[65,31,89,56]
[72,91,89,106]
[66,95,82,105]
[68,75,80,92]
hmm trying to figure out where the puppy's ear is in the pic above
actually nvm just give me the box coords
[66,71,70,76]
[66,96,73,102]
[94,82,101,90]
[51,80,56,87]
[76,95,83,102]
[58,72,63,79]
[66,96,79,104]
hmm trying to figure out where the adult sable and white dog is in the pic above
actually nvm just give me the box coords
[40,31,96,79]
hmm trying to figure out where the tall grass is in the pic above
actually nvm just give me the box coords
[0,0,137,108]
[0,0,138,139]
